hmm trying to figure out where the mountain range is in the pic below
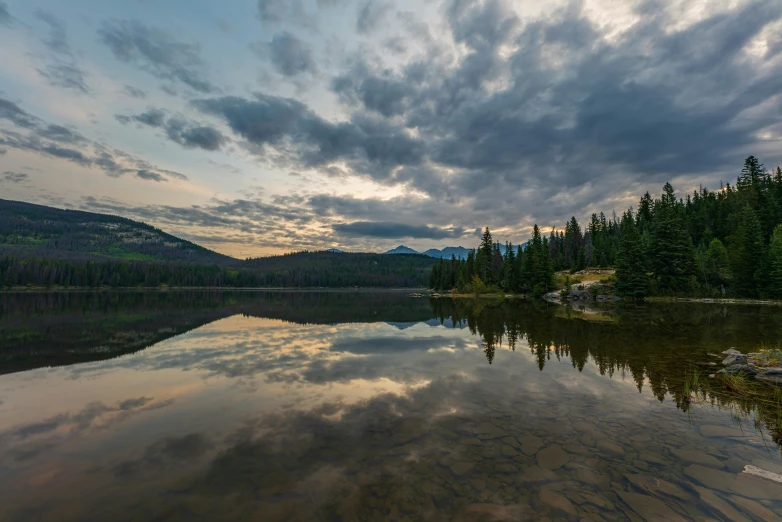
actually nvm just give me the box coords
[383,245,474,259]
[382,243,527,259]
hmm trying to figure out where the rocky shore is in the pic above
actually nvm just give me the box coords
[543,282,621,304]
[715,348,782,384]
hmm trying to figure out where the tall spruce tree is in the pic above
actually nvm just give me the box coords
[730,205,763,297]
[615,211,648,297]
[649,183,696,293]
[478,227,493,283]
[766,225,782,299]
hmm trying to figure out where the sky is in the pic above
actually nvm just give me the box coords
[0,0,781,258]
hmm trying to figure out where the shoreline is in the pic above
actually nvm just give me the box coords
[3,287,782,306]
[0,286,427,293]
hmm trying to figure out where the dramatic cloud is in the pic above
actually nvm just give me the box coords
[98,20,216,93]
[117,108,226,151]
[3,0,782,255]
[333,221,466,239]
[193,94,427,186]
[267,32,316,76]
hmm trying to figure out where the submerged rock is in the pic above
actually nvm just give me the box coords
[617,491,688,522]
[692,486,751,522]
[756,368,782,384]
[537,445,569,470]
[539,488,577,516]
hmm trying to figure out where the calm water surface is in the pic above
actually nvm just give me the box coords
[1,291,782,521]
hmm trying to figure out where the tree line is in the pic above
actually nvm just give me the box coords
[431,156,782,298]
[0,251,436,289]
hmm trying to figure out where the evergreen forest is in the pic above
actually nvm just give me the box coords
[430,156,782,299]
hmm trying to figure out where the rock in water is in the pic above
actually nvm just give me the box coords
[722,354,748,366]
[718,364,755,375]
[722,348,741,355]
[742,465,782,484]
[536,445,569,470]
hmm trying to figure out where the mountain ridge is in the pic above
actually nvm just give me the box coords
[0,198,237,265]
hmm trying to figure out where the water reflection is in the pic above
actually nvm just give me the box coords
[0,292,781,520]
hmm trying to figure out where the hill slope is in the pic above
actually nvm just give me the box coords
[0,199,236,265]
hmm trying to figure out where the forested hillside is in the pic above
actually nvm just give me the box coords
[241,251,437,287]
[0,199,236,265]
[430,156,782,299]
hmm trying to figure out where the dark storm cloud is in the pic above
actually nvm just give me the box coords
[267,32,316,76]
[117,108,226,151]
[356,0,391,35]
[132,108,166,127]
[193,93,426,184]
[36,124,87,144]
[98,20,216,93]
[333,221,466,239]
[136,169,165,182]
[40,143,91,165]
[314,0,782,231]
[164,118,225,150]
[1,171,30,183]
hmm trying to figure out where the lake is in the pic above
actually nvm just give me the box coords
[1,291,781,521]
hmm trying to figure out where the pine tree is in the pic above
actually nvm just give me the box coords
[615,211,648,298]
[730,205,763,297]
[649,183,696,293]
[766,225,782,299]
[478,227,493,283]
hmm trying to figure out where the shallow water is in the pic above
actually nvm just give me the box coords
[1,291,782,521]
